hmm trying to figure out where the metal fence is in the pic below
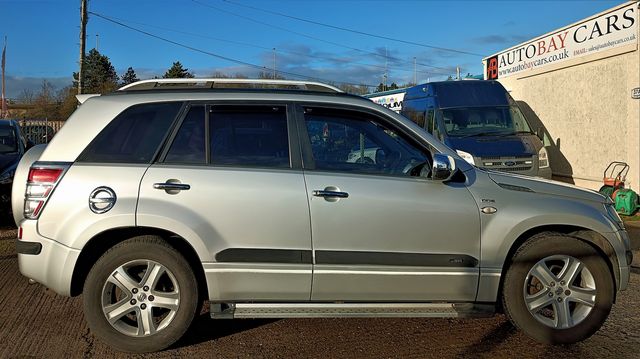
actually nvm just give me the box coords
[18,119,65,145]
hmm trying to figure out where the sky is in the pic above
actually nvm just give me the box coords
[1,0,626,98]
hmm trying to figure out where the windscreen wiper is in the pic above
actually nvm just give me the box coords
[495,131,534,137]
[457,132,501,138]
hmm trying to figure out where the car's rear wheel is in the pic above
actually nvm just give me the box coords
[83,236,198,353]
[502,233,614,344]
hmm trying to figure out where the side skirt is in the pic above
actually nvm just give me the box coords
[210,302,495,319]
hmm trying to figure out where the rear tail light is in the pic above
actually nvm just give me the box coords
[24,165,68,219]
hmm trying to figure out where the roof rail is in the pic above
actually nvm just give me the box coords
[118,78,343,93]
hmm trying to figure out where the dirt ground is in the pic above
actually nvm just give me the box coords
[1,222,639,358]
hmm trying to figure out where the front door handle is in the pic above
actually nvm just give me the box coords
[312,189,349,198]
[153,182,191,191]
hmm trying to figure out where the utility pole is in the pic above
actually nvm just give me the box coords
[95,33,99,52]
[383,46,388,90]
[1,36,6,119]
[78,0,88,95]
[413,57,417,84]
[272,48,276,79]
[456,66,461,80]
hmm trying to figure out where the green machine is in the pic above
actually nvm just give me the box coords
[614,188,640,216]
[598,162,639,216]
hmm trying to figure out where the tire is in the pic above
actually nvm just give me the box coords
[83,236,198,353]
[502,233,614,344]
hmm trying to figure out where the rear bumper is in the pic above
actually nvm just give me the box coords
[16,220,78,296]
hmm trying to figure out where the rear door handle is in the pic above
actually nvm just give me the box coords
[312,190,349,198]
[153,183,191,191]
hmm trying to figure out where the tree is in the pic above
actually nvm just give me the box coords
[17,89,34,104]
[56,85,79,120]
[163,61,195,78]
[120,67,139,86]
[73,49,119,93]
[338,83,369,96]
[258,71,284,80]
[25,80,59,119]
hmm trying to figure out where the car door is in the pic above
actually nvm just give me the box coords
[298,105,481,302]
[137,103,312,302]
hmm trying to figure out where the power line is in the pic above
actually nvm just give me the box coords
[191,0,455,74]
[222,0,485,57]
[88,12,379,88]
[89,13,452,76]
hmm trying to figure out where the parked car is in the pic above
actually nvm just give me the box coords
[13,79,631,353]
[0,119,30,217]
[399,80,551,178]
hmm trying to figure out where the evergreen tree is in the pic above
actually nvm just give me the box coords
[120,67,139,86]
[163,61,195,78]
[73,49,119,93]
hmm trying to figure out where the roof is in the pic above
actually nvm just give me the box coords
[404,80,511,108]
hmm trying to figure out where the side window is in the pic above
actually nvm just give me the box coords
[401,98,427,129]
[304,107,431,177]
[426,110,435,134]
[209,105,290,168]
[78,102,182,163]
[165,106,206,164]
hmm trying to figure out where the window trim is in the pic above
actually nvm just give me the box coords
[294,103,433,177]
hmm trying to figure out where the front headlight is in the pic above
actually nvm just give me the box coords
[455,150,475,165]
[538,147,549,168]
[605,203,625,230]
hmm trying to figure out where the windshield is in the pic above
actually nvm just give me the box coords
[0,126,18,153]
[441,106,532,137]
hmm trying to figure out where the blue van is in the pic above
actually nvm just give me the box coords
[400,80,551,178]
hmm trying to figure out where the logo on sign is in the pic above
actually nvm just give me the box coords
[487,56,499,80]
[633,88,640,99]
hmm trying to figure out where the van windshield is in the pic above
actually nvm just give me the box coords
[441,106,532,137]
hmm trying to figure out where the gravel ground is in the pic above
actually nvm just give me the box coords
[1,222,639,358]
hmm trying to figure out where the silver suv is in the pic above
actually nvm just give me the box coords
[13,79,632,353]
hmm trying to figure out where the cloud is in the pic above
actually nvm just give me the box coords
[472,34,532,45]
[4,76,71,99]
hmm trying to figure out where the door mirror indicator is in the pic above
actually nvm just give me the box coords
[432,154,455,181]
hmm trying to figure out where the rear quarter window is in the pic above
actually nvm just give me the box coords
[77,102,183,163]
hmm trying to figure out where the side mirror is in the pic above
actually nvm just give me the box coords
[432,153,456,181]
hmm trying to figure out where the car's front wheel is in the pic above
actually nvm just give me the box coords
[83,236,198,353]
[502,233,614,344]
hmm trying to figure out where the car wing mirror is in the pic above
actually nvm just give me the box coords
[432,153,456,181]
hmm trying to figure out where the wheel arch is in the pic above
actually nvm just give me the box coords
[70,226,208,300]
[496,225,619,312]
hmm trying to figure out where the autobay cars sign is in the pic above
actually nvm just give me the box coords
[484,2,637,80]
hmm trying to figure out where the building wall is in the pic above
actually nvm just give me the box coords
[496,4,640,191]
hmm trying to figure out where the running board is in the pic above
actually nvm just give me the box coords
[210,303,494,319]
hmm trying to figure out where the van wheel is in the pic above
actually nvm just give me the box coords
[502,233,613,344]
[83,236,198,353]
